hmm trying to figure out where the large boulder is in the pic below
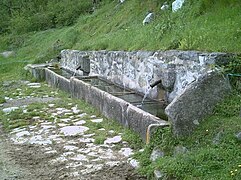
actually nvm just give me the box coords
[165,72,231,137]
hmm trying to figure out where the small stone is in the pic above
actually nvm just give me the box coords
[154,170,166,180]
[119,148,133,157]
[106,161,120,167]
[15,131,31,137]
[150,148,165,161]
[173,145,188,156]
[104,135,122,144]
[63,145,78,151]
[128,158,139,168]
[108,130,115,134]
[161,2,169,10]
[60,126,89,136]
[83,133,95,138]
[193,120,199,125]
[48,104,55,107]
[71,106,80,114]
[143,12,154,25]
[3,107,19,113]
[1,51,15,58]
[172,0,185,12]
[235,132,241,141]
[91,118,103,123]
[45,150,57,154]
[74,120,86,125]
[70,154,89,162]
[98,128,106,131]
[213,130,224,145]
[32,116,40,120]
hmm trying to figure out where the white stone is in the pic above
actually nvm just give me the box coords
[57,123,68,127]
[143,12,154,25]
[91,118,103,123]
[63,145,78,151]
[79,138,94,143]
[70,172,79,177]
[98,128,106,131]
[74,120,86,125]
[15,130,30,137]
[60,126,89,136]
[66,162,83,168]
[108,130,115,134]
[3,107,19,113]
[76,113,87,118]
[106,161,120,167]
[71,106,80,114]
[119,148,133,157]
[1,51,15,58]
[62,152,75,156]
[128,158,139,168]
[172,0,185,12]
[77,148,90,154]
[70,154,89,162]
[87,152,98,157]
[45,150,57,154]
[27,83,41,86]
[48,104,55,107]
[104,135,122,144]
[161,2,169,10]
[60,118,71,123]
[29,135,52,145]
[83,133,95,137]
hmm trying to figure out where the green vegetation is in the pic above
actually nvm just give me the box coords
[134,92,241,179]
[0,0,240,63]
[0,0,240,179]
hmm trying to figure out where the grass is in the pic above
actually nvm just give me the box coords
[0,0,240,67]
[134,90,241,179]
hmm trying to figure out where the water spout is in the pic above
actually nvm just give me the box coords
[137,86,151,108]
[75,64,90,76]
[150,79,163,88]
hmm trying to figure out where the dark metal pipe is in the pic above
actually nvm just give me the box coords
[76,64,82,71]
[150,79,163,88]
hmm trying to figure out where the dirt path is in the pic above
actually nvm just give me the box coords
[0,128,32,180]
[0,81,146,180]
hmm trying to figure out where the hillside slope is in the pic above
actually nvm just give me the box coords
[0,0,241,62]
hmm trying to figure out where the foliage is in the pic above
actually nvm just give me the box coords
[0,0,93,34]
[135,92,241,179]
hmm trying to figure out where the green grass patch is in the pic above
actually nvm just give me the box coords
[135,91,241,179]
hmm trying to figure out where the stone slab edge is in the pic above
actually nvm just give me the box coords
[165,71,231,137]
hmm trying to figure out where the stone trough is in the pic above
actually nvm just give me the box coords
[27,49,232,138]
[44,68,169,140]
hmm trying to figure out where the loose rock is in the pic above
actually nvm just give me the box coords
[150,148,165,161]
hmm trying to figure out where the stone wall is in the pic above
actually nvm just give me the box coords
[61,50,229,103]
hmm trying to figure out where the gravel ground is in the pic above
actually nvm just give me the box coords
[0,81,146,180]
